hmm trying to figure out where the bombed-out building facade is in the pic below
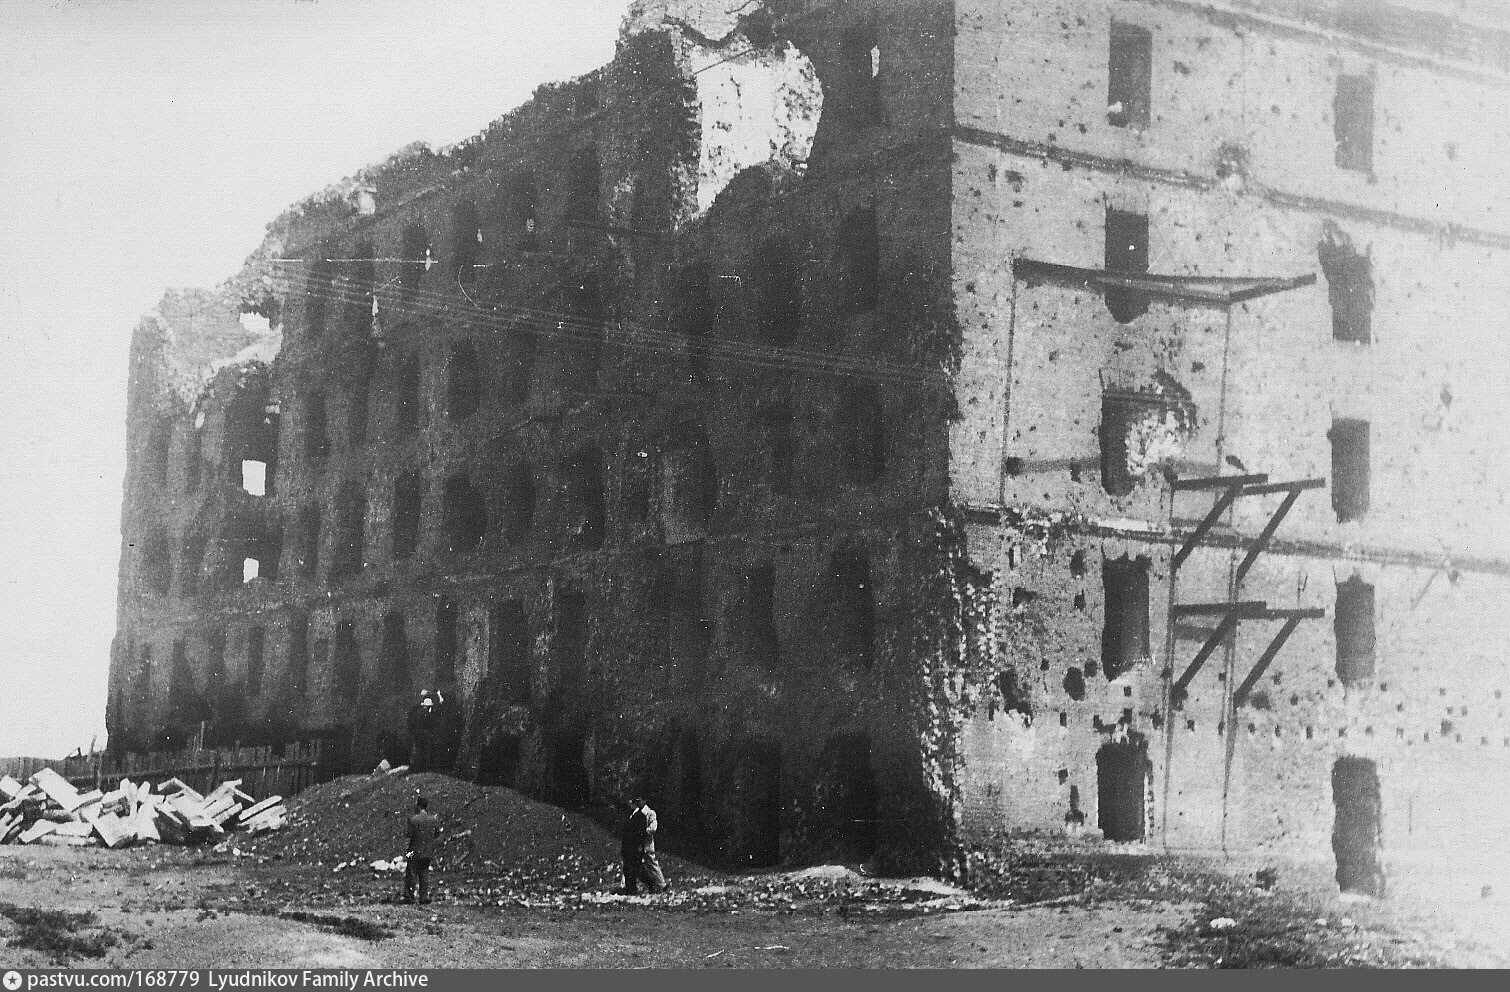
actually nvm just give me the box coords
[110,0,1510,893]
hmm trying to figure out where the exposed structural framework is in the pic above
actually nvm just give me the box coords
[111,0,1510,898]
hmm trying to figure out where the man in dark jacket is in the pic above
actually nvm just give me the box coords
[407,692,435,773]
[620,796,666,895]
[403,796,441,904]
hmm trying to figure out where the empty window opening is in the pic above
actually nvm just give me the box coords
[435,596,459,686]
[380,610,411,689]
[1335,575,1376,686]
[504,325,537,404]
[546,729,591,808]
[1099,387,1191,498]
[755,235,801,345]
[554,277,604,392]
[329,481,366,583]
[561,447,606,549]
[342,239,376,335]
[443,474,488,554]
[333,618,361,702]
[1330,418,1370,522]
[841,25,882,124]
[178,535,207,598]
[1096,741,1151,842]
[142,527,173,596]
[1334,73,1375,173]
[395,356,424,432]
[553,590,588,700]
[823,732,878,859]
[225,378,279,495]
[145,419,173,488]
[287,615,310,697]
[1332,757,1384,896]
[510,171,539,249]
[733,739,782,869]
[839,208,879,312]
[243,558,260,582]
[246,627,266,696]
[184,429,202,493]
[447,339,482,420]
[1070,550,1087,577]
[1104,207,1149,322]
[304,253,335,339]
[1102,555,1151,679]
[222,513,280,586]
[399,223,431,296]
[747,563,780,670]
[565,147,602,225]
[622,448,652,524]
[658,425,715,544]
[831,549,876,671]
[840,383,886,484]
[1107,21,1152,129]
[650,550,710,686]
[995,668,1032,720]
[501,463,536,543]
[304,392,331,461]
[673,262,713,378]
[241,460,268,496]
[1064,667,1087,701]
[392,471,424,561]
[491,600,531,705]
[451,201,482,287]
[347,373,371,446]
[761,403,794,496]
[1318,227,1373,344]
[294,505,320,579]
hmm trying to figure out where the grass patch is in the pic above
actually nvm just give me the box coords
[0,903,119,963]
[279,910,392,942]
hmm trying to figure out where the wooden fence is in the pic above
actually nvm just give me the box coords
[0,741,340,801]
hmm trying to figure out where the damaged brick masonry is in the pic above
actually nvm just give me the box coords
[111,0,1510,897]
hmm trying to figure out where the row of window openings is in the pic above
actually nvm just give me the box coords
[1108,21,1376,173]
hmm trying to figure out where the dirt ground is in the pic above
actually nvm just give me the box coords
[1,772,1504,969]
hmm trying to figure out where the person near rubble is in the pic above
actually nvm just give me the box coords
[620,796,666,895]
[403,795,441,905]
[407,691,436,773]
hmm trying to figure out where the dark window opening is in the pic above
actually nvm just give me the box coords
[184,428,202,493]
[287,615,310,697]
[145,419,173,488]
[755,235,801,345]
[554,277,603,392]
[504,325,537,404]
[178,535,207,598]
[246,627,266,697]
[1335,575,1376,686]
[658,425,715,544]
[565,148,601,225]
[143,527,173,597]
[841,24,882,124]
[294,505,320,579]
[995,668,1032,720]
[395,355,424,432]
[226,380,279,495]
[1099,392,1156,497]
[747,563,780,670]
[304,392,330,461]
[206,629,227,684]
[304,254,334,339]
[622,448,652,525]
[329,481,366,584]
[1332,757,1384,896]
[831,549,876,672]
[1330,418,1370,522]
[399,223,430,296]
[1102,555,1151,679]
[673,262,713,379]
[1107,21,1152,129]
[501,463,536,543]
[222,513,280,585]
[839,208,879,312]
[491,600,531,705]
[434,596,458,686]
[447,339,481,420]
[442,473,488,553]
[732,739,782,868]
[649,549,710,686]
[761,403,795,496]
[342,239,376,336]
[509,171,539,249]
[1318,228,1373,343]
[560,447,606,549]
[1334,73,1375,173]
[1096,741,1150,841]
[552,590,588,701]
[840,383,886,484]
[380,610,411,690]
[1064,667,1087,700]
[333,618,361,703]
[477,735,522,788]
[136,644,154,713]
[347,373,371,446]
[392,471,424,561]
[1104,207,1149,322]
[822,732,877,859]
[451,201,482,288]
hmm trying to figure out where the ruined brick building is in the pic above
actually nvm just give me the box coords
[110,0,1510,895]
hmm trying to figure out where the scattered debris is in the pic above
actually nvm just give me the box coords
[1209,917,1238,930]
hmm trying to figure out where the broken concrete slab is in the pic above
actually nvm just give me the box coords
[19,819,59,843]
[28,768,83,812]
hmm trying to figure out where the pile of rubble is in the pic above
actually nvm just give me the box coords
[0,768,285,848]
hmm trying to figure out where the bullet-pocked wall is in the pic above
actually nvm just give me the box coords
[947,0,1510,900]
[110,0,967,872]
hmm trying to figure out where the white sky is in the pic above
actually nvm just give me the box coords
[0,0,629,758]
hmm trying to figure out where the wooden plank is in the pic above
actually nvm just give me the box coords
[54,820,93,838]
[28,768,83,812]
[19,819,59,843]
[0,774,21,800]
[239,795,283,821]
[92,812,132,849]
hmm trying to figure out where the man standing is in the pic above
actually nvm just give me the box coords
[403,795,441,905]
[620,796,666,895]
[407,691,435,773]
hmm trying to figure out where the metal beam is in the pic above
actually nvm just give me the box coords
[1172,601,1269,617]
[1232,618,1303,709]
[1240,477,1326,498]
[1173,613,1241,698]
[1235,488,1303,587]
[1172,484,1246,571]
[1171,473,1268,492]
